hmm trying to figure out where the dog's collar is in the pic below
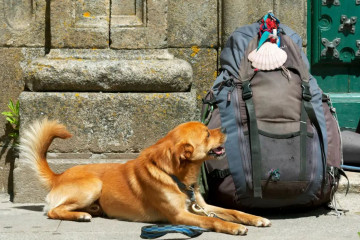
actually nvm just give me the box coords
[170,175,196,203]
[170,175,224,221]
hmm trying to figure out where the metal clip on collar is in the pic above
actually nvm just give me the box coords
[191,203,217,218]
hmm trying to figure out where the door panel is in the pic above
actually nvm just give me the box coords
[309,0,360,129]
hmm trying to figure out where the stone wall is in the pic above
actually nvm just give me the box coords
[0,0,307,202]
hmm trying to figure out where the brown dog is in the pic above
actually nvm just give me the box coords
[20,119,270,235]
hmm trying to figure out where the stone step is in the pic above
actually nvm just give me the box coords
[24,49,192,92]
[19,90,198,153]
[339,171,360,194]
[329,93,360,129]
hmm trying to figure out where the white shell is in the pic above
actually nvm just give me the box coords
[248,42,287,70]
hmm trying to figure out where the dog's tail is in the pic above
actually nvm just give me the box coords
[19,119,72,190]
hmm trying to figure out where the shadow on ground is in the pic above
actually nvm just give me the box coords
[13,205,45,212]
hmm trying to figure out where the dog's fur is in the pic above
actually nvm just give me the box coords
[20,119,270,235]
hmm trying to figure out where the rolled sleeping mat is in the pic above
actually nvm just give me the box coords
[341,165,360,171]
[342,130,360,166]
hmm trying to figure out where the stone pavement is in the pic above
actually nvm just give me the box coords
[1,172,359,240]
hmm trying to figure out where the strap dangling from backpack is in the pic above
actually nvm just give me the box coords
[242,80,263,198]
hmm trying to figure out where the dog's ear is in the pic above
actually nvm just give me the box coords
[178,142,194,161]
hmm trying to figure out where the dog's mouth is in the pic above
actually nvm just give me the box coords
[208,146,225,157]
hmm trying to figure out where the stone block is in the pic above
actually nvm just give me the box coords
[19,91,197,153]
[221,0,273,46]
[0,0,45,47]
[168,0,218,48]
[274,0,307,47]
[221,0,307,47]
[110,0,167,49]
[0,48,25,146]
[0,48,44,146]
[170,48,218,109]
[24,49,192,92]
[14,154,137,203]
[51,0,110,48]
[0,48,43,196]
[339,171,360,194]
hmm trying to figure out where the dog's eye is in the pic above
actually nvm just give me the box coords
[207,131,210,138]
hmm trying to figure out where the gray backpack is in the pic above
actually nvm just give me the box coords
[200,20,347,209]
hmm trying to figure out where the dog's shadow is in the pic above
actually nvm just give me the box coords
[13,205,45,212]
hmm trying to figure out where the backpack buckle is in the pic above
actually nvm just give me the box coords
[242,81,253,100]
[302,82,312,101]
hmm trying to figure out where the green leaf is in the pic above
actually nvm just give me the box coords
[8,99,15,112]
[15,100,20,114]
[9,133,18,138]
[6,117,15,124]
[1,111,13,117]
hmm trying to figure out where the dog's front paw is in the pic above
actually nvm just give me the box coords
[77,213,92,222]
[222,222,248,235]
[234,225,248,235]
[254,217,271,227]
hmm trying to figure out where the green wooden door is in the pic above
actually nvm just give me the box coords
[308,0,360,129]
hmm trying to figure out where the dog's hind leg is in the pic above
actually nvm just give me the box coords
[46,177,102,222]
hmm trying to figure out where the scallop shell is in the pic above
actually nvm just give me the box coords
[248,42,287,70]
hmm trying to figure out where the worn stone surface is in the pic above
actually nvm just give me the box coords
[221,0,274,46]
[168,0,218,48]
[0,0,45,47]
[221,0,308,47]
[0,48,43,195]
[19,91,197,153]
[0,48,25,146]
[13,154,137,203]
[110,0,167,49]
[339,171,360,194]
[0,48,44,145]
[170,48,218,110]
[274,0,307,47]
[3,193,360,239]
[24,49,192,92]
[51,0,110,48]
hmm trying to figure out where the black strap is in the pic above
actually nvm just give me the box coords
[198,164,209,199]
[201,91,216,125]
[338,168,350,196]
[242,80,262,198]
[170,175,196,203]
[299,102,307,181]
[209,169,231,179]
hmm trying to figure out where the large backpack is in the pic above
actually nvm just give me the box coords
[200,15,347,210]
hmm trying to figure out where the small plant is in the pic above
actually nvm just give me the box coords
[1,99,20,145]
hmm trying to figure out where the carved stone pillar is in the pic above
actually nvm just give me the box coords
[111,0,167,48]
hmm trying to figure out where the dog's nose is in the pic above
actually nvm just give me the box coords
[221,127,227,134]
